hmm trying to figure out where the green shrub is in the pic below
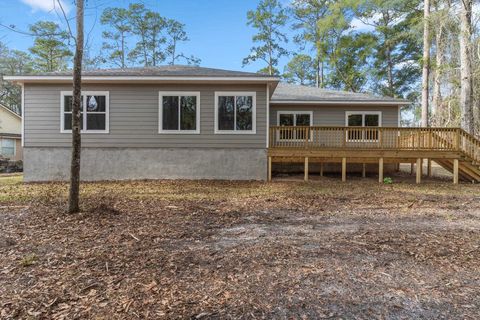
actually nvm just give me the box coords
[383,177,393,184]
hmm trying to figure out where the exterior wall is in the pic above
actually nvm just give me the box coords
[24,83,267,148]
[269,104,400,127]
[0,107,22,135]
[23,147,267,182]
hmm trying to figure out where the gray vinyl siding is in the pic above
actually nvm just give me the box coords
[269,104,400,127]
[24,83,267,148]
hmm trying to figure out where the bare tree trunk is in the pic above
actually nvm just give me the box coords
[386,47,394,97]
[421,0,431,127]
[68,0,84,214]
[432,25,444,126]
[459,0,474,134]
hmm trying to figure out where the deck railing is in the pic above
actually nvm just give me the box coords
[269,126,480,163]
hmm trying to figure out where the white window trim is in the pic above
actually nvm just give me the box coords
[60,91,110,134]
[0,138,16,157]
[276,111,314,142]
[345,111,382,142]
[158,91,201,134]
[214,91,256,134]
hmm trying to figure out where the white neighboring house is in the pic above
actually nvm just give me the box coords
[0,104,22,161]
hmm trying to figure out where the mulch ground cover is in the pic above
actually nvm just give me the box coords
[1,174,479,319]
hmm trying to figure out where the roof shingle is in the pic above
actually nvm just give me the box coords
[21,65,277,78]
[271,82,409,104]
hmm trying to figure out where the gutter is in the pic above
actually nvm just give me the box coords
[270,100,411,106]
[4,75,280,84]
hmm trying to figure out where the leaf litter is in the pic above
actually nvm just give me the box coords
[0,176,479,319]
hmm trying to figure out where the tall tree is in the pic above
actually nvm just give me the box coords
[328,33,376,92]
[68,0,84,214]
[127,3,150,66]
[359,0,422,98]
[243,0,289,75]
[29,21,72,72]
[421,0,431,127]
[459,0,474,134]
[290,0,329,87]
[127,4,167,66]
[0,43,34,114]
[100,7,131,68]
[165,19,200,65]
[283,54,316,85]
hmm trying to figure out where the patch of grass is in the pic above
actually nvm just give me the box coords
[20,254,37,267]
[0,174,23,185]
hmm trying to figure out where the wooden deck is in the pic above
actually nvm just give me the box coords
[267,126,480,184]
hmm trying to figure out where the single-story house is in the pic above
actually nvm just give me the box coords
[5,66,480,183]
[0,104,22,161]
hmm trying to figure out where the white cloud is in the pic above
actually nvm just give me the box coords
[20,0,70,14]
[350,18,375,32]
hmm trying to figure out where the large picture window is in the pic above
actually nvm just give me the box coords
[215,92,256,134]
[277,111,313,140]
[61,91,109,133]
[159,92,200,134]
[346,111,381,141]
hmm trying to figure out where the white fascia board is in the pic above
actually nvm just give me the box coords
[4,75,280,83]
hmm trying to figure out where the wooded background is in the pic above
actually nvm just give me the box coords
[0,0,478,134]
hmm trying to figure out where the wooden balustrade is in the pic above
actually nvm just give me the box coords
[269,126,479,159]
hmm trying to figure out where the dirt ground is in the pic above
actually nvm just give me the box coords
[1,173,479,319]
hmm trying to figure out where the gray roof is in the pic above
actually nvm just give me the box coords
[20,65,277,78]
[271,82,409,105]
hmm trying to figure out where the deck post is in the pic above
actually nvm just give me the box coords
[342,158,347,182]
[304,157,309,182]
[362,163,366,178]
[427,159,432,177]
[268,156,272,182]
[416,158,422,184]
[320,162,324,177]
[378,158,384,183]
[453,159,459,184]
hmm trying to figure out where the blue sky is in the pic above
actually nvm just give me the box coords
[0,0,303,72]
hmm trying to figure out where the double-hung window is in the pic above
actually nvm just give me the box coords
[1,139,15,157]
[346,111,381,141]
[159,92,200,133]
[215,92,256,134]
[61,91,109,133]
[277,111,313,140]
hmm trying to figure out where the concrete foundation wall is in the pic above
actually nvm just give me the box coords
[24,147,267,182]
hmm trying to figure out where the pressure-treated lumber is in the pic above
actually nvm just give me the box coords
[379,158,384,183]
[453,159,459,184]
[304,157,309,182]
[416,158,422,184]
[268,156,272,182]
